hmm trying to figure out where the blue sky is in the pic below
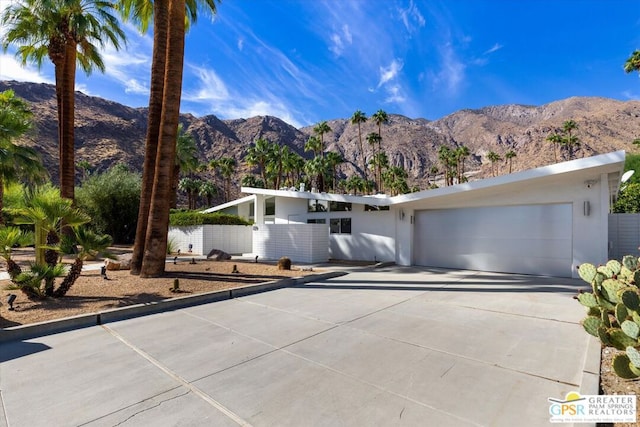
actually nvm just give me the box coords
[1,0,640,128]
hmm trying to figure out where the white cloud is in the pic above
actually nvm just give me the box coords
[124,79,148,95]
[399,0,426,33]
[484,43,503,55]
[378,59,403,88]
[384,84,406,104]
[329,24,353,56]
[622,90,640,100]
[431,43,465,94]
[0,53,53,84]
[237,37,244,51]
[184,65,229,101]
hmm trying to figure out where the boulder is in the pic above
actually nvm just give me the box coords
[104,253,132,271]
[207,249,231,261]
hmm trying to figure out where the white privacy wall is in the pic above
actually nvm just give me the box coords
[169,225,252,255]
[252,224,329,263]
[328,208,396,262]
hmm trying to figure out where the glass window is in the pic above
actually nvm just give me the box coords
[307,219,326,224]
[265,197,275,216]
[329,201,352,212]
[364,204,390,211]
[330,218,351,234]
[308,199,328,212]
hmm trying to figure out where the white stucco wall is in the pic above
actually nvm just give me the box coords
[169,225,252,256]
[252,224,329,263]
[402,170,614,277]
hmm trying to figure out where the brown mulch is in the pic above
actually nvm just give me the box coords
[0,252,316,328]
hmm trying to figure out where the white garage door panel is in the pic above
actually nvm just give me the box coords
[414,204,572,277]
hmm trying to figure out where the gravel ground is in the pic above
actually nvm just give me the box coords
[0,249,316,328]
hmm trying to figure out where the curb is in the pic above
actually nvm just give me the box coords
[0,270,347,344]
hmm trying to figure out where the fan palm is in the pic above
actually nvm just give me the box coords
[350,110,368,180]
[624,50,640,74]
[2,0,126,202]
[0,226,33,279]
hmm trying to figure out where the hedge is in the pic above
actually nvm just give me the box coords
[169,210,252,226]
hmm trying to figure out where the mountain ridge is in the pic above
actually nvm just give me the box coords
[2,80,638,204]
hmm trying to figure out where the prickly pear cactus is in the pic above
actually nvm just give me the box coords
[576,256,640,379]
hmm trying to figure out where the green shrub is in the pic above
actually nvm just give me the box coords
[169,210,251,226]
[76,167,141,244]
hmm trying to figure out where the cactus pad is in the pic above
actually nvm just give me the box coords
[598,265,615,279]
[598,326,612,346]
[608,329,639,350]
[626,346,640,368]
[602,279,625,303]
[612,353,640,379]
[577,292,598,308]
[623,255,639,271]
[620,266,633,281]
[616,303,629,325]
[621,320,640,339]
[621,289,640,312]
[606,260,622,276]
[578,263,597,283]
[581,316,602,337]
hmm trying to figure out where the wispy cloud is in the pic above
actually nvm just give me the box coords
[0,53,53,84]
[484,43,503,55]
[237,37,244,51]
[329,24,353,56]
[399,0,426,33]
[378,59,404,88]
[431,43,465,95]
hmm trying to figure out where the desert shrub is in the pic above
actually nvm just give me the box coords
[277,256,292,270]
[169,210,251,226]
[76,167,141,244]
[613,183,640,213]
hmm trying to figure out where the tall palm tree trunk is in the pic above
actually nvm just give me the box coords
[140,0,185,278]
[131,0,170,275]
[60,42,77,201]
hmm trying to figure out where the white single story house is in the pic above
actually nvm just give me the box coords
[204,150,625,278]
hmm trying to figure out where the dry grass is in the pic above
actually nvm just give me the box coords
[0,249,315,328]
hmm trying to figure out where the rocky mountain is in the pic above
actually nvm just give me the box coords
[2,80,640,203]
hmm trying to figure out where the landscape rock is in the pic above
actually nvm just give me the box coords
[105,254,132,271]
[207,249,231,261]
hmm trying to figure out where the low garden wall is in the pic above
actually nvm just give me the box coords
[252,224,329,263]
[168,225,252,256]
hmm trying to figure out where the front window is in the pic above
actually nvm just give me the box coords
[308,199,328,212]
[329,201,352,212]
[265,197,275,216]
[330,218,351,234]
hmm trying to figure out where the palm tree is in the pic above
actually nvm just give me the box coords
[350,110,368,179]
[210,157,236,201]
[171,124,199,207]
[0,90,46,221]
[371,109,389,140]
[8,186,90,295]
[139,0,189,277]
[546,131,562,163]
[487,151,502,176]
[366,132,382,190]
[245,138,273,187]
[382,166,409,196]
[624,50,640,74]
[505,150,517,173]
[123,0,220,276]
[241,174,263,188]
[0,226,33,279]
[53,226,113,297]
[438,146,457,186]
[455,145,470,184]
[325,151,344,192]
[198,181,217,207]
[562,120,580,160]
[370,151,389,193]
[2,0,126,202]
[313,121,331,158]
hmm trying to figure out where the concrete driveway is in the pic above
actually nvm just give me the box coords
[0,266,597,427]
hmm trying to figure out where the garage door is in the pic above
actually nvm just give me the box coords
[414,204,573,277]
